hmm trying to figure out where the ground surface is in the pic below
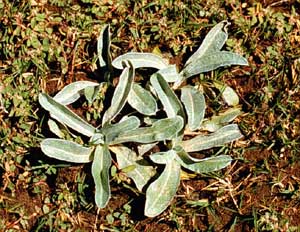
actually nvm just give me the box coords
[1,0,300,231]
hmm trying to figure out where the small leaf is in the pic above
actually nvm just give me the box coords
[202,108,241,132]
[53,81,99,105]
[112,52,168,70]
[185,21,229,66]
[90,133,105,145]
[137,143,157,156]
[41,139,93,163]
[144,158,181,217]
[181,51,248,79]
[102,61,134,125]
[92,144,112,208]
[39,93,96,137]
[150,73,185,119]
[150,150,177,164]
[97,24,112,71]
[48,119,64,138]
[111,116,184,144]
[157,65,181,82]
[181,86,206,131]
[174,146,232,173]
[101,116,140,143]
[84,84,102,104]
[214,82,239,106]
[128,83,157,116]
[110,145,155,191]
[181,124,243,152]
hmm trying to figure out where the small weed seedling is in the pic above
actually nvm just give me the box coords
[39,21,248,217]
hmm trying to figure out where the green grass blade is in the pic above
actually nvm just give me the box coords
[144,157,181,217]
[92,144,112,208]
[185,21,229,66]
[39,93,96,137]
[53,81,99,105]
[181,86,206,131]
[110,145,155,191]
[102,61,134,125]
[150,73,185,119]
[112,52,168,70]
[128,83,157,116]
[181,124,243,152]
[111,116,184,144]
[41,138,93,163]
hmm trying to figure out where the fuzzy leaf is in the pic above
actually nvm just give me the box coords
[181,124,243,152]
[48,119,64,138]
[41,138,93,163]
[110,145,155,191]
[150,73,185,119]
[144,157,181,217]
[137,143,157,156]
[39,93,96,137]
[111,116,184,144]
[128,83,157,116]
[102,62,134,125]
[53,81,99,105]
[92,144,111,208]
[202,108,241,132]
[97,24,112,70]
[101,116,140,143]
[150,150,177,164]
[157,65,181,82]
[214,82,239,106]
[112,52,168,70]
[181,51,248,79]
[185,21,229,66]
[181,86,206,131]
[84,84,102,104]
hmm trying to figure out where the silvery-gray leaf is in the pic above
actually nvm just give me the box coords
[181,86,206,131]
[179,51,248,80]
[150,73,185,119]
[90,132,105,145]
[84,85,102,104]
[214,81,239,106]
[39,93,96,137]
[157,65,181,82]
[202,108,241,132]
[110,145,155,191]
[102,61,134,125]
[185,21,229,66]
[112,52,168,70]
[149,150,177,164]
[181,124,243,152]
[92,144,111,208]
[41,138,93,163]
[111,116,184,144]
[97,24,112,70]
[144,158,180,217]
[53,81,99,105]
[128,83,157,116]
[101,116,140,143]
[48,119,64,138]
[137,143,157,156]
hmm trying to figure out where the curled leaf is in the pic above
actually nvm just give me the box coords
[97,24,112,71]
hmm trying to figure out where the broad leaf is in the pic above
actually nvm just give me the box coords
[185,21,229,66]
[110,145,155,191]
[92,144,112,208]
[150,73,185,119]
[39,93,96,137]
[128,83,157,116]
[41,138,93,163]
[157,65,181,82]
[181,86,206,131]
[181,124,243,152]
[181,51,248,79]
[214,81,239,106]
[97,24,112,71]
[112,52,168,70]
[149,150,177,164]
[111,116,184,144]
[144,157,181,217]
[102,61,134,125]
[174,146,232,173]
[101,116,140,143]
[53,81,99,105]
[202,108,241,132]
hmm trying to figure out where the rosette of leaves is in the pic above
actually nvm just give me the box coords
[39,21,248,217]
